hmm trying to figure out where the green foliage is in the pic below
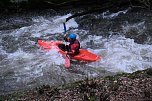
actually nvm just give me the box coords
[89,95,96,101]
[146,68,152,76]
[0,91,26,101]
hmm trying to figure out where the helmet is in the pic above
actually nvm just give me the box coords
[68,33,77,40]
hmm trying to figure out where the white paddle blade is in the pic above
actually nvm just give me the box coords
[53,17,66,24]
[53,14,72,24]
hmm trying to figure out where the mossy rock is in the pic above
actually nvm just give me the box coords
[146,68,152,76]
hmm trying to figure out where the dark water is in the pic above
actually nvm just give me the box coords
[0,8,152,94]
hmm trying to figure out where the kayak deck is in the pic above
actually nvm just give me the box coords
[38,40,101,62]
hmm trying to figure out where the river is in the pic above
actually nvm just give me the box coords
[0,8,152,94]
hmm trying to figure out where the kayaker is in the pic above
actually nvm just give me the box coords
[64,33,80,57]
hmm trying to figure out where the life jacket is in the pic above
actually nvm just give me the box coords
[69,39,80,55]
[64,36,80,56]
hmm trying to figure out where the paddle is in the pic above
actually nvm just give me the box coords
[53,16,71,68]
[63,23,70,68]
[64,54,70,68]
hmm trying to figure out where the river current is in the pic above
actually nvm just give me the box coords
[0,8,152,94]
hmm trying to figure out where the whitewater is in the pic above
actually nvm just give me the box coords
[0,9,152,94]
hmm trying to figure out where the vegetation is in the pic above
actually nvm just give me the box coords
[0,0,152,13]
[1,68,152,101]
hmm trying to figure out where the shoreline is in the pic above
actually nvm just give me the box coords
[1,68,152,100]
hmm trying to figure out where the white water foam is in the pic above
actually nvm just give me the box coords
[95,8,129,19]
[1,14,78,84]
[10,26,30,37]
[31,13,78,37]
[85,35,152,73]
[103,9,129,19]
[0,46,7,56]
[122,21,146,34]
[4,47,66,83]
[10,14,78,38]
[10,0,27,3]
[45,49,65,65]
[81,35,103,46]
[5,49,43,82]
[7,48,34,60]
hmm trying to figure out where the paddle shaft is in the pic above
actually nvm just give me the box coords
[63,23,70,68]
[63,23,66,34]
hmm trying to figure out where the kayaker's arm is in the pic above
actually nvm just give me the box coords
[67,43,79,56]
[67,50,75,55]
[64,34,69,42]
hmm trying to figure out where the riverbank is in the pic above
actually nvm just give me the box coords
[1,68,152,101]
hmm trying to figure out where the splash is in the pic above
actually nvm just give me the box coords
[122,21,146,34]
[103,9,129,19]
[0,14,78,85]
[10,0,27,3]
[95,8,129,19]
[87,36,152,73]
[10,14,78,38]
[84,35,152,72]
[6,49,43,80]
[7,48,34,59]
[45,49,65,65]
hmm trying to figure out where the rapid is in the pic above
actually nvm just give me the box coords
[0,8,152,94]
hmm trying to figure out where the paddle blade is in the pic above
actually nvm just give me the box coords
[64,55,70,69]
[53,17,66,24]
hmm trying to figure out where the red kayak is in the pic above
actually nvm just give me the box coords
[38,40,101,62]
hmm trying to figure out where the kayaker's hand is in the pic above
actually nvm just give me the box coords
[64,34,67,37]
[65,51,69,56]
[65,51,68,54]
